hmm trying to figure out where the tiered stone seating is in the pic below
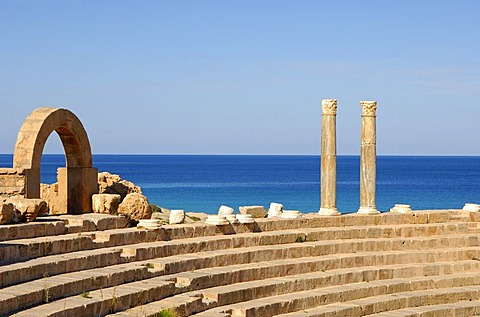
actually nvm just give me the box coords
[2,210,480,316]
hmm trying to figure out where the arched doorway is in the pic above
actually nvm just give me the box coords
[11,107,98,214]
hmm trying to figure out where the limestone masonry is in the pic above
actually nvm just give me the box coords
[1,210,480,316]
[2,105,480,316]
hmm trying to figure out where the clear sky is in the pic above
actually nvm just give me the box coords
[0,0,479,155]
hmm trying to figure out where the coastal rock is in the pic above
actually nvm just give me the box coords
[0,200,15,224]
[218,205,235,216]
[118,193,152,223]
[267,202,283,218]
[7,198,47,222]
[239,205,266,218]
[92,194,121,214]
[169,209,185,224]
[98,172,142,201]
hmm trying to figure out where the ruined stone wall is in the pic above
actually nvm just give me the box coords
[0,168,27,197]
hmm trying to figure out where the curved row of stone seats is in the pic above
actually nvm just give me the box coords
[11,250,480,317]
[193,275,480,317]
[6,224,480,316]
[1,220,474,288]
[110,261,480,317]
[0,210,472,266]
[273,283,480,316]
[5,232,479,315]
[372,302,480,317]
[0,214,129,242]
[0,210,478,317]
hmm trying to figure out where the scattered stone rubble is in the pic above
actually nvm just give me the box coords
[239,205,266,218]
[118,193,152,224]
[169,209,185,225]
[268,202,283,218]
[91,193,121,214]
[98,172,142,200]
[390,204,413,213]
[464,203,480,212]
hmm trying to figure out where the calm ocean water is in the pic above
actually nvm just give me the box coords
[1,155,480,214]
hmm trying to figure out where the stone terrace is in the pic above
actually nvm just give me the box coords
[2,210,480,316]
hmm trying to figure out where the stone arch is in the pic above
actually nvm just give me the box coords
[12,107,98,214]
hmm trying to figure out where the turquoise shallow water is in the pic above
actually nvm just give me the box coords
[1,155,480,214]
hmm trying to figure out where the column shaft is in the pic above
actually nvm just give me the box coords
[358,101,379,214]
[319,99,340,216]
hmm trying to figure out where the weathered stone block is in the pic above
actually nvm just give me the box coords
[169,209,185,225]
[0,201,15,224]
[239,206,266,218]
[218,205,234,216]
[6,198,47,222]
[92,194,121,214]
[267,202,283,218]
[118,193,152,223]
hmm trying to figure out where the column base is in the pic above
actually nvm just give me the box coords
[318,207,341,216]
[357,206,380,214]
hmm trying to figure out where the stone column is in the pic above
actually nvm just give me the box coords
[357,101,380,214]
[319,99,340,216]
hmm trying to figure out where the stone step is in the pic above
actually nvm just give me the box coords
[1,226,479,290]
[0,263,152,316]
[0,220,66,242]
[275,285,480,317]
[0,210,460,245]
[107,261,480,317]
[10,277,176,317]
[0,219,475,266]
[5,242,480,316]
[3,240,478,314]
[370,301,480,317]
[124,233,480,263]
[0,214,129,243]
[205,276,480,317]
[0,248,124,288]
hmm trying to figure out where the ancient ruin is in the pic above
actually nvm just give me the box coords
[2,105,480,316]
[358,101,380,214]
[318,99,340,216]
[0,107,98,215]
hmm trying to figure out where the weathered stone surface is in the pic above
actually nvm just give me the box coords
[319,99,340,216]
[92,194,121,214]
[6,198,47,222]
[239,206,266,218]
[169,209,186,224]
[0,168,26,197]
[40,182,64,214]
[268,202,283,218]
[98,172,142,201]
[118,193,152,223]
[185,212,208,223]
[358,101,379,214]
[0,200,15,224]
[218,205,235,216]
[8,108,98,213]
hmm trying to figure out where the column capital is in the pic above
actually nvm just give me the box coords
[322,99,337,115]
[360,101,377,117]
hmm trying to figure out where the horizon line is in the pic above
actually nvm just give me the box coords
[3,153,480,157]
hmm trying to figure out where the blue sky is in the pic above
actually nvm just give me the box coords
[0,0,479,155]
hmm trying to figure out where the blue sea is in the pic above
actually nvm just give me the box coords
[1,155,480,214]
